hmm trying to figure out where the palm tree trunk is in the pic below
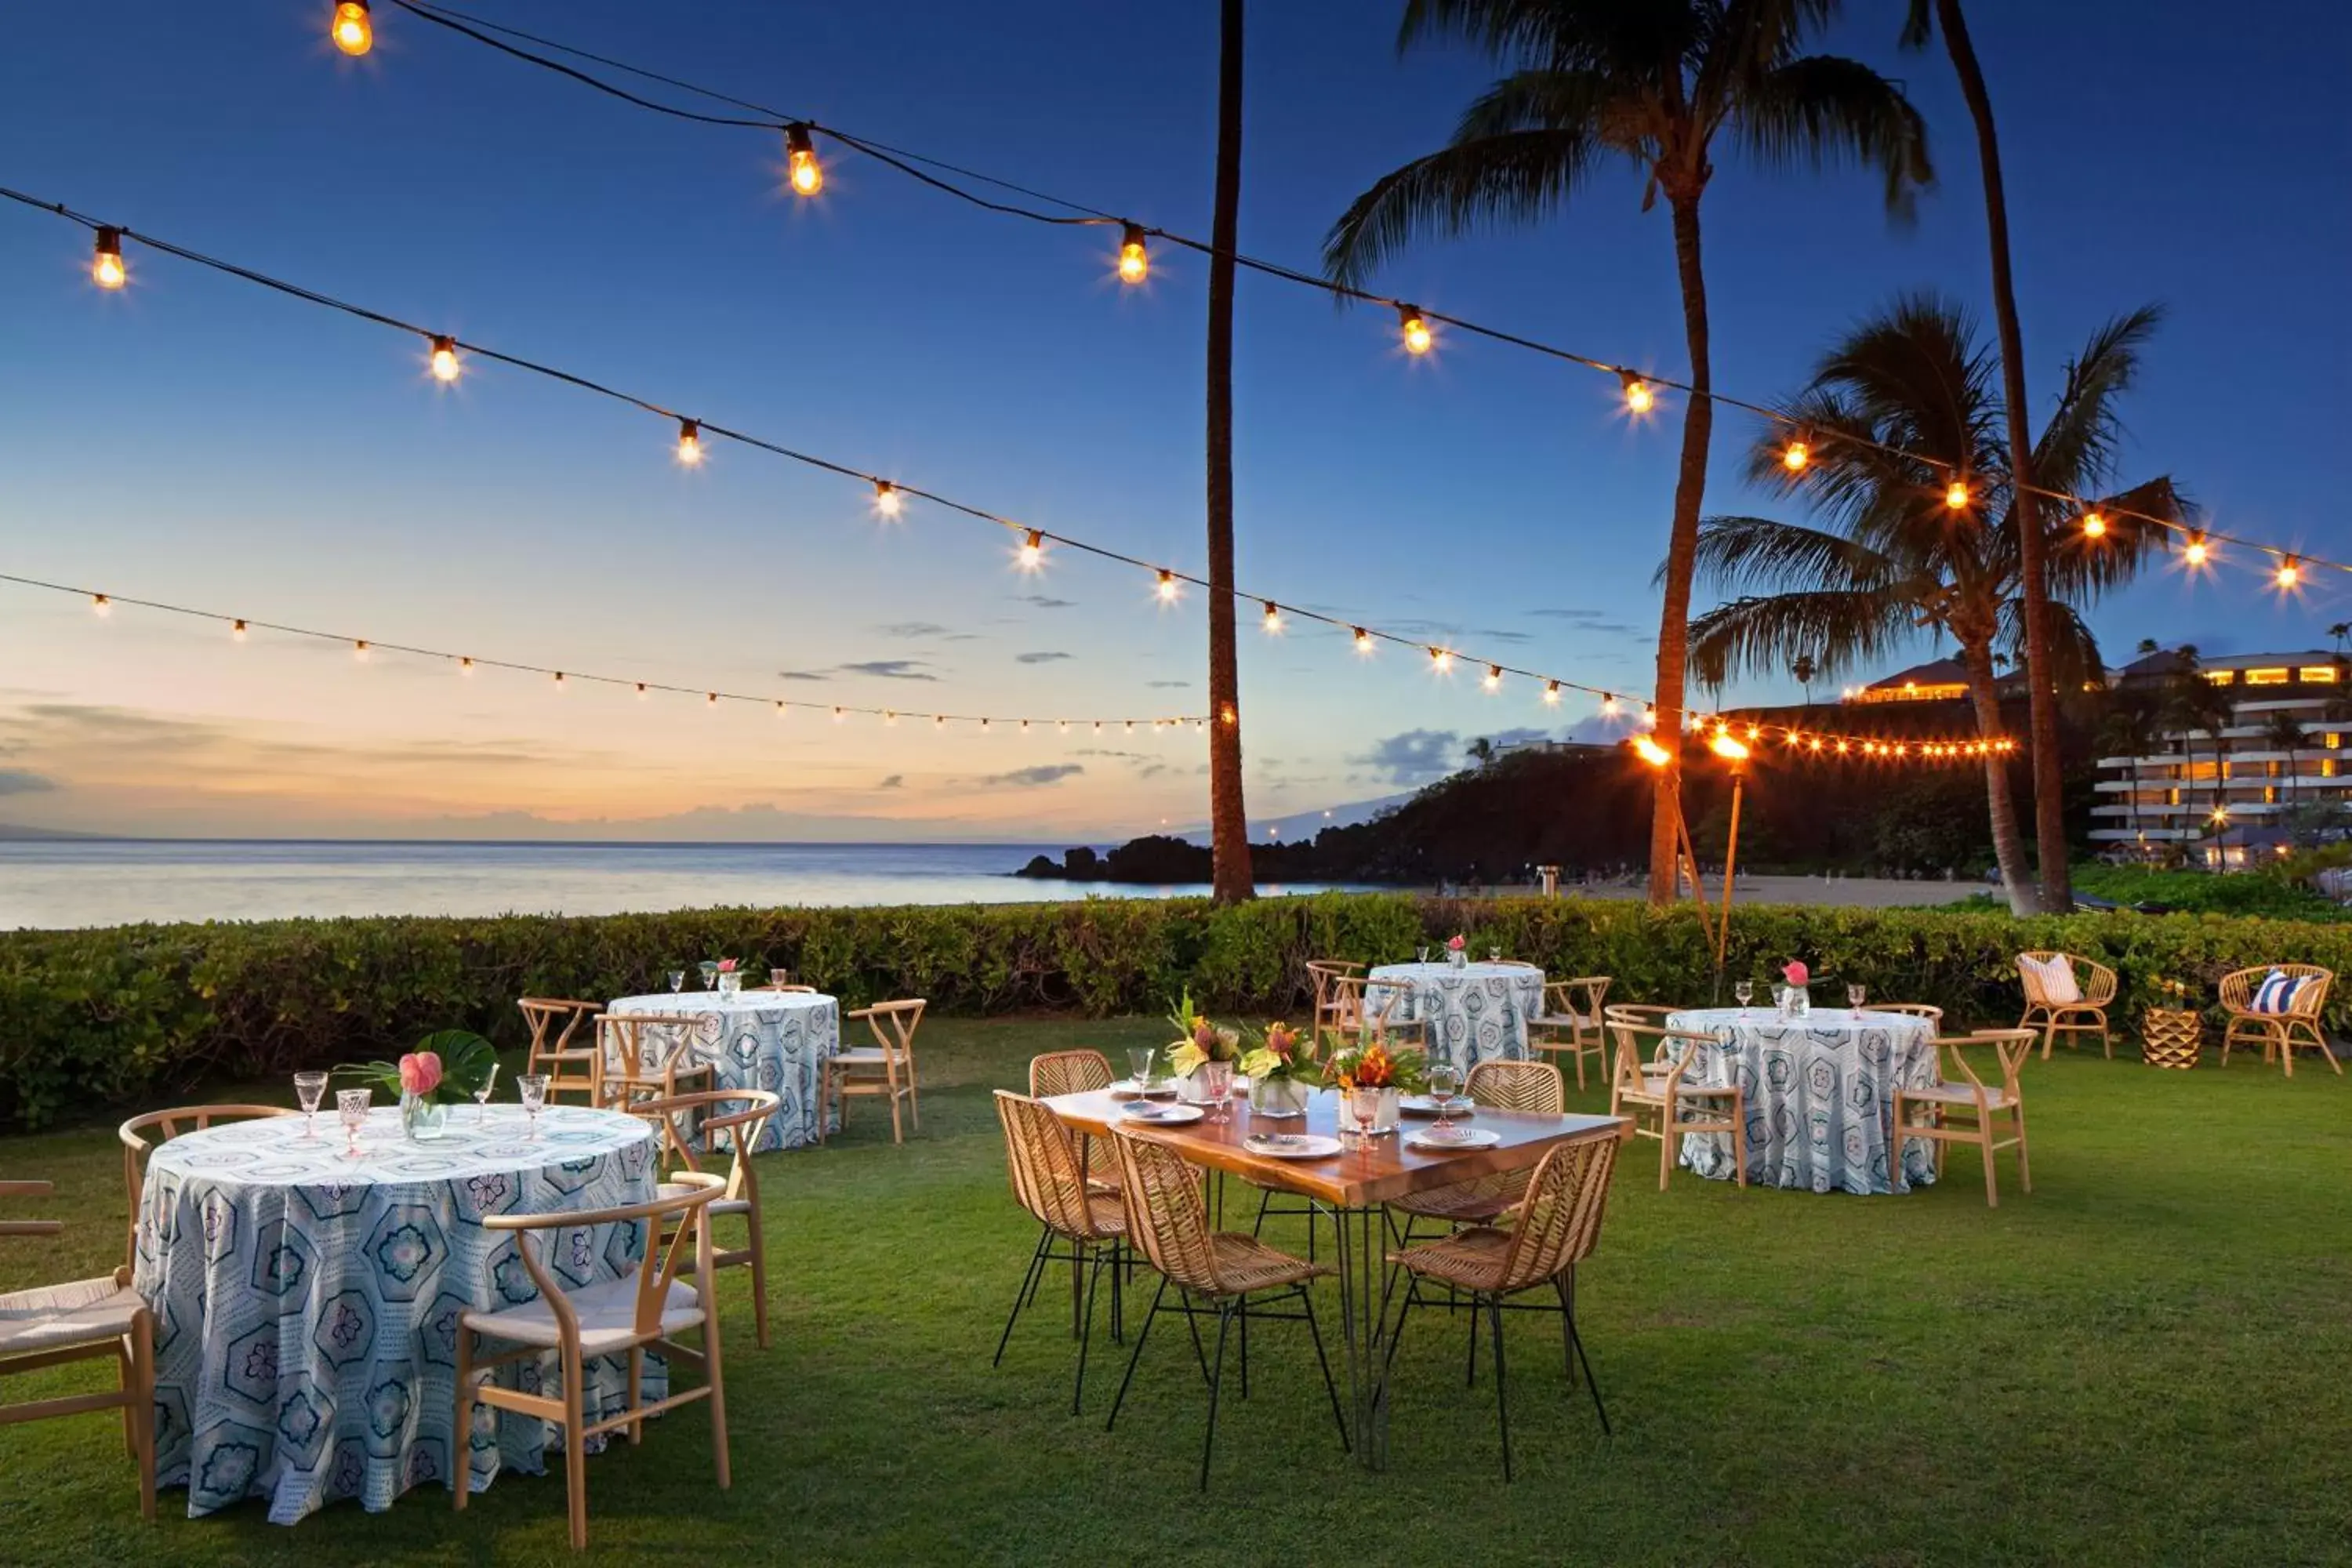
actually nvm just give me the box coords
[1203,0,1253,905]
[1646,191,1714,907]
[1934,0,2067,913]
[1962,641,2036,915]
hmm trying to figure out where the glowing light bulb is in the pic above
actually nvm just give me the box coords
[1352,626,1374,655]
[1633,736,1673,768]
[2183,534,2209,567]
[1620,371,1653,414]
[1809,736,1824,753]
[1058,720,1069,734]
[353,639,369,660]
[2081,510,2106,539]
[1782,437,1810,472]
[2277,557,2301,590]
[775,701,787,716]
[706,691,718,706]
[91,227,125,290]
[1746,724,1762,742]
[1944,478,1970,511]
[554,671,566,689]
[674,419,702,466]
[90,593,110,615]
[1018,529,1044,571]
[1397,304,1432,356]
[428,336,461,383]
[1156,569,1179,604]
[872,480,902,518]
[330,0,372,56]
[636,682,648,699]
[935,714,945,729]
[832,706,844,724]
[1428,648,1452,673]
[459,656,474,675]
[1544,681,1561,706]
[1601,695,1618,716]
[1835,739,1849,755]
[1261,601,1283,634]
[786,124,822,196]
[886,711,898,727]
[1022,719,1032,733]
[1483,665,1503,692]
[1117,223,1149,285]
[231,619,247,641]
[1711,733,1751,763]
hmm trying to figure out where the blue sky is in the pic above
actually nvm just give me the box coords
[0,1,2345,840]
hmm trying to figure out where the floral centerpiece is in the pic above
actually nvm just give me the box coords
[714,957,743,996]
[1165,989,1243,1108]
[1238,1021,1321,1117]
[1776,959,1813,1019]
[1446,933,1468,970]
[337,1030,498,1142]
[1327,1038,1428,1135]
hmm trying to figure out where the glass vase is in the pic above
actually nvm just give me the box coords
[401,1091,449,1142]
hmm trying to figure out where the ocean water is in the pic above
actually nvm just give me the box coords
[0,840,1365,930]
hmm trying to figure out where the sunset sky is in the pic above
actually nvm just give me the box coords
[1,2,2344,841]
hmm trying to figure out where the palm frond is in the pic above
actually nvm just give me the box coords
[1323,125,1604,286]
[2031,304,2166,495]
[1679,514,1901,598]
[1728,54,1935,219]
[1399,0,1700,71]
[1998,597,2106,693]
[2043,475,2195,601]
[1686,587,1923,690]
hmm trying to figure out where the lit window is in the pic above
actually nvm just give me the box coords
[2205,670,2236,685]
[2302,666,2341,683]
[2328,733,2343,750]
[2325,758,2339,779]
[2264,786,2278,804]
[2245,667,2290,685]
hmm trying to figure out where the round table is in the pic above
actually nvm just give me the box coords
[1664,1007,1940,1194]
[131,1104,657,1523]
[1366,961,1545,1073]
[607,990,839,1150]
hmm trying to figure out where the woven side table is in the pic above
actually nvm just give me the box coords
[2140,1007,2202,1069]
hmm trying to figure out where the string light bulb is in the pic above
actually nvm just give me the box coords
[706,691,718,706]
[553,670,566,689]
[1397,304,1432,356]
[1944,477,1970,511]
[1781,435,1810,472]
[1352,626,1374,655]
[1710,733,1751,763]
[353,639,369,660]
[90,593,109,615]
[91,227,125,290]
[1601,695,1619,716]
[2081,510,2106,539]
[330,0,372,56]
[1018,529,1045,570]
[1544,681,1561,706]
[1620,370,1654,414]
[832,706,845,723]
[1156,568,1179,604]
[775,700,786,716]
[1261,601,1283,634]
[1483,664,1503,692]
[231,619,247,641]
[459,656,474,675]
[2277,556,2301,590]
[1428,647,1452,673]
[872,480,902,518]
[785,124,822,197]
[2183,533,2210,568]
[636,681,648,699]
[1116,223,1149,285]
[675,419,702,466]
[428,336,461,383]
[934,713,945,729]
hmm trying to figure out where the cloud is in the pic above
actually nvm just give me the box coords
[1146,680,1191,689]
[1015,594,1076,609]
[0,768,56,796]
[1352,728,1463,786]
[837,660,938,682]
[978,764,1084,788]
[1524,608,1645,637]
[874,622,953,640]
[776,669,830,681]
[1015,652,1074,665]
[877,775,904,789]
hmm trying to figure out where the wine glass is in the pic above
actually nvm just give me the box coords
[667,969,687,993]
[1350,1085,1382,1146]
[336,1087,371,1160]
[1202,1059,1234,1123]
[697,961,720,991]
[1848,983,1867,1018]
[1427,1063,1461,1140]
[518,1073,550,1139]
[1733,980,1754,1015]
[1488,948,1502,964]
[1127,1047,1156,1096]
[1417,946,1431,964]
[472,1062,500,1123]
[294,1071,328,1139]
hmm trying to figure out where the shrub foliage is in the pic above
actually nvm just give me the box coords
[2,893,2343,1127]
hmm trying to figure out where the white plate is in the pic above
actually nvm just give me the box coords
[1108,1080,1180,1100]
[1120,1102,1204,1124]
[1398,1095,1475,1118]
[1242,1133,1343,1159]
[1405,1127,1501,1152]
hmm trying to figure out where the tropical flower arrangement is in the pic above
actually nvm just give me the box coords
[337,1029,498,1105]
[1164,989,1242,1077]
[1237,1020,1319,1083]
[1446,935,1466,954]
[1326,1038,1429,1096]
[1780,959,1810,989]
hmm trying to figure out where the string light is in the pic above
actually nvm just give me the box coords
[1944,478,1971,511]
[428,336,462,383]
[90,593,109,615]
[330,0,372,56]
[231,618,247,641]
[1781,435,1810,472]
[1156,569,1179,604]
[2080,510,2106,539]
[636,681,648,698]
[554,670,565,688]
[1397,305,1432,356]
[1483,665,1503,692]
[871,480,902,518]
[2183,533,2211,568]
[1428,648,1452,673]
[1619,371,1654,415]
[91,227,125,290]
[1352,626,1374,655]
[1261,601,1283,634]
[2276,557,2301,590]
[785,124,822,196]
[354,639,369,659]
[832,706,845,723]
[1116,223,1148,285]
[1544,680,1561,706]
[706,691,718,706]
[674,419,702,466]
[1018,528,1045,571]
[459,656,474,674]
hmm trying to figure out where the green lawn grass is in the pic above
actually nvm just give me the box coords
[3,1017,2349,1566]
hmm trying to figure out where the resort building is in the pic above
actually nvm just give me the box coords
[1846,657,1973,705]
[2092,648,2351,852]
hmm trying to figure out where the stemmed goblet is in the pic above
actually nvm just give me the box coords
[518,1073,550,1139]
[336,1087,371,1160]
[1427,1063,1462,1141]
[295,1071,328,1139]
[1848,984,1867,1019]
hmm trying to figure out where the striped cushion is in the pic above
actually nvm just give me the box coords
[2250,970,2311,1014]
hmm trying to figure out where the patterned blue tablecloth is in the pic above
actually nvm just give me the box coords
[1367,962,1544,1073]
[132,1105,657,1523]
[1665,1007,1939,1194]
[606,991,839,1150]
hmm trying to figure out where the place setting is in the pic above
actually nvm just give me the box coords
[1399,1065,1498,1149]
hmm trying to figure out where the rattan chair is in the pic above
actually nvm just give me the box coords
[519,997,604,1105]
[1305,960,1367,1053]
[633,1091,780,1349]
[1892,1029,2036,1207]
[1,1181,155,1521]
[2218,965,2339,1077]
[119,1105,297,1265]
[2016,951,2118,1059]
[1529,977,1611,1090]
[1104,1129,1348,1489]
[455,1172,731,1551]
[1330,974,1426,1051]
[1028,1049,1120,1193]
[1388,1061,1566,1240]
[822,999,926,1144]
[1607,1020,1745,1192]
[1384,1133,1622,1481]
[595,1013,715,1112]
[991,1092,1130,1414]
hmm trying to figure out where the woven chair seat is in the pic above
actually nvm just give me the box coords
[1387,1225,1513,1293]
[1390,1173,1528,1223]
[462,1275,704,1356]
[1200,1231,1327,1296]
[0,1275,143,1356]
[1901,1082,2015,1109]
[1532,1011,1599,1031]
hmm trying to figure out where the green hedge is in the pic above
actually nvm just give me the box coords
[2,893,2344,1128]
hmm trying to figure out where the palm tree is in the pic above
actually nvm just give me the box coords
[1677,294,2191,914]
[1204,0,1254,903]
[1791,653,1817,708]
[1465,735,1497,766]
[1902,0,2067,913]
[2329,622,2350,658]
[2096,697,2158,853]
[1322,0,1933,908]
[2263,710,2309,816]
[2159,647,2234,837]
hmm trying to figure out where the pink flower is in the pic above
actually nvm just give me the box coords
[717,958,737,973]
[397,1051,442,1096]
[1782,960,1809,987]
[1446,935,1466,951]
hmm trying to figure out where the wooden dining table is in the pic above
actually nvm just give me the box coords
[1041,1086,1626,1469]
